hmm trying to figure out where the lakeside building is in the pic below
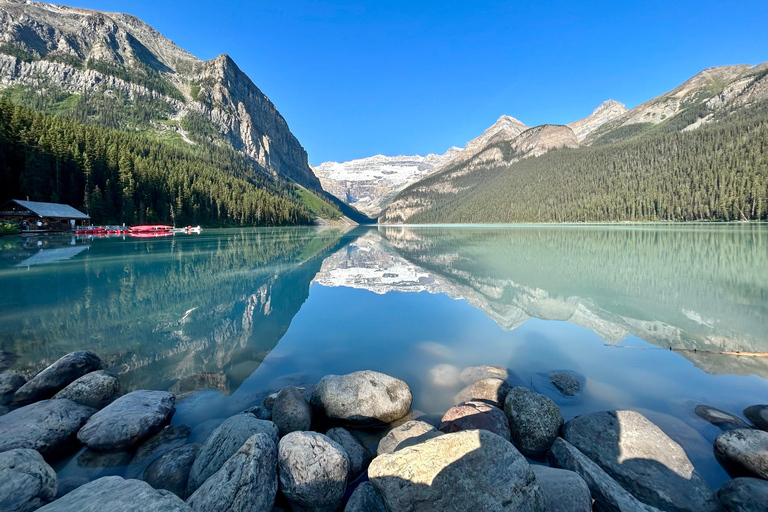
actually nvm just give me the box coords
[0,199,90,231]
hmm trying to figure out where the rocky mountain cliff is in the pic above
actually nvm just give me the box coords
[0,0,322,190]
[567,99,627,142]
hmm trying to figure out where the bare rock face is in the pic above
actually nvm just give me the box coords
[717,477,768,512]
[272,386,312,437]
[277,431,349,512]
[714,428,768,479]
[344,481,387,512]
[325,427,373,481]
[143,444,199,499]
[504,387,563,457]
[531,465,592,512]
[13,351,101,405]
[567,100,628,142]
[564,410,719,512]
[438,400,510,440]
[53,370,120,410]
[454,378,511,407]
[377,420,442,455]
[0,449,58,512]
[368,429,546,512]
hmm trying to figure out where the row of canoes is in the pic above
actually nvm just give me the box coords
[75,225,202,237]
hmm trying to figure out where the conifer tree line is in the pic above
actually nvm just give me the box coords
[0,98,316,226]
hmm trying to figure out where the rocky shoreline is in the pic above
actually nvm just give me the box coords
[1,351,767,511]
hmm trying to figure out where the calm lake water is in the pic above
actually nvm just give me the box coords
[1,224,767,487]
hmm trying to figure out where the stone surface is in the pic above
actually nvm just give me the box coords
[311,371,412,426]
[53,371,120,410]
[454,378,511,407]
[564,410,719,512]
[744,405,768,431]
[36,476,191,512]
[144,444,200,499]
[438,400,510,440]
[0,399,96,457]
[344,482,387,512]
[77,390,176,452]
[504,387,563,457]
[132,424,192,467]
[278,431,349,512]
[187,413,279,493]
[714,428,768,479]
[263,392,279,410]
[369,429,545,512]
[272,386,312,437]
[377,420,443,455]
[531,465,591,512]
[459,365,512,385]
[695,405,752,431]
[244,405,272,420]
[0,370,26,405]
[0,449,58,512]
[13,351,101,405]
[326,427,373,481]
[54,477,88,499]
[550,372,580,396]
[717,477,768,512]
[187,433,277,511]
[548,438,662,512]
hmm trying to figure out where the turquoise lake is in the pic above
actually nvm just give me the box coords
[1,224,767,486]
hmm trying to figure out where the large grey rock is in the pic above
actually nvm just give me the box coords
[326,427,373,481]
[504,387,563,457]
[548,438,662,512]
[77,390,176,452]
[53,371,120,410]
[14,351,101,405]
[695,405,752,431]
[36,476,191,511]
[377,420,443,455]
[744,405,768,431]
[272,386,312,437]
[244,405,272,420]
[369,429,545,512]
[144,444,199,499]
[454,378,511,407]
[0,449,57,512]
[550,373,580,396]
[564,410,719,512]
[438,400,510,439]
[0,371,25,405]
[459,365,511,385]
[718,477,768,512]
[187,413,278,493]
[0,399,96,457]
[187,433,277,512]
[344,482,387,512]
[714,428,768,479]
[310,371,412,426]
[531,465,591,512]
[278,431,349,512]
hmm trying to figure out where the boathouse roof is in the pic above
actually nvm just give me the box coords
[1,199,90,220]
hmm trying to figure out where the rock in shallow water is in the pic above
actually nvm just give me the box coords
[438,400,510,439]
[344,482,387,512]
[144,444,200,499]
[278,431,349,512]
[531,465,591,512]
[0,449,58,512]
[326,427,373,481]
[0,370,26,405]
[13,351,101,405]
[272,386,312,437]
[0,399,96,457]
[743,405,768,431]
[53,371,120,410]
[429,364,461,388]
[717,477,768,512]
[377,420,443,455]
[459,365,511,385]
[550,372,580,396]
[564,410,719,512]
[695,405,752,431]
[504,387,562,457]
[77,390,176,452]
[453,378,511,407]
[369,429,545,512]
[714,428,768,479]
[310,371,412,426]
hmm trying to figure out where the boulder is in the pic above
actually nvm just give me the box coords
[187,413,278,493]
[369,429,545,512]
[547,438,662,512]
[36,476,191,512]
[54,477,88,499]
[76,448,133,478]
[188,433,277,512]
[244,405,272,420]
[310,371,412,426]
[714,428,768,479]
[344,482,387,512]
[278,431,349,512]
[438,400,510,439]
[531,465,591,512]
[0,371,26,405]
[0,404,8,415]
[718,477,768,512]
[744,405,768,431]
[0,399,96,457]
[377,420,442,455]
[429,364,461,388]
[272,386,312,437]
[144,444,200,499]
[77,390,176,452]
[0,449,57,512]
[459,365,511,385]
[263,392,279,410]
[132,424,192,468]
[550,373,580,396]
[564,410,719,512]
[14,351,101,405]
[695,405,752,431]
[53,371,120,410]
[326,427,373,481]
[454,378,511,407]
[504,387,563,457]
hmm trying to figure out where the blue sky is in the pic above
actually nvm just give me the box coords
[72,0,767,164]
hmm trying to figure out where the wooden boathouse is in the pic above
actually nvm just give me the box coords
[0,199,90,232]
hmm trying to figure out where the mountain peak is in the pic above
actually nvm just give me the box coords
[568,100,628,142]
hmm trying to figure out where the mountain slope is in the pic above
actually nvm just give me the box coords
[567,99,627,142]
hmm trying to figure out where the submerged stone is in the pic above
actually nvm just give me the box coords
[143,444,200,499]
[14,351,101,405]
[550,372,580,396]
[695,405,752,431]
